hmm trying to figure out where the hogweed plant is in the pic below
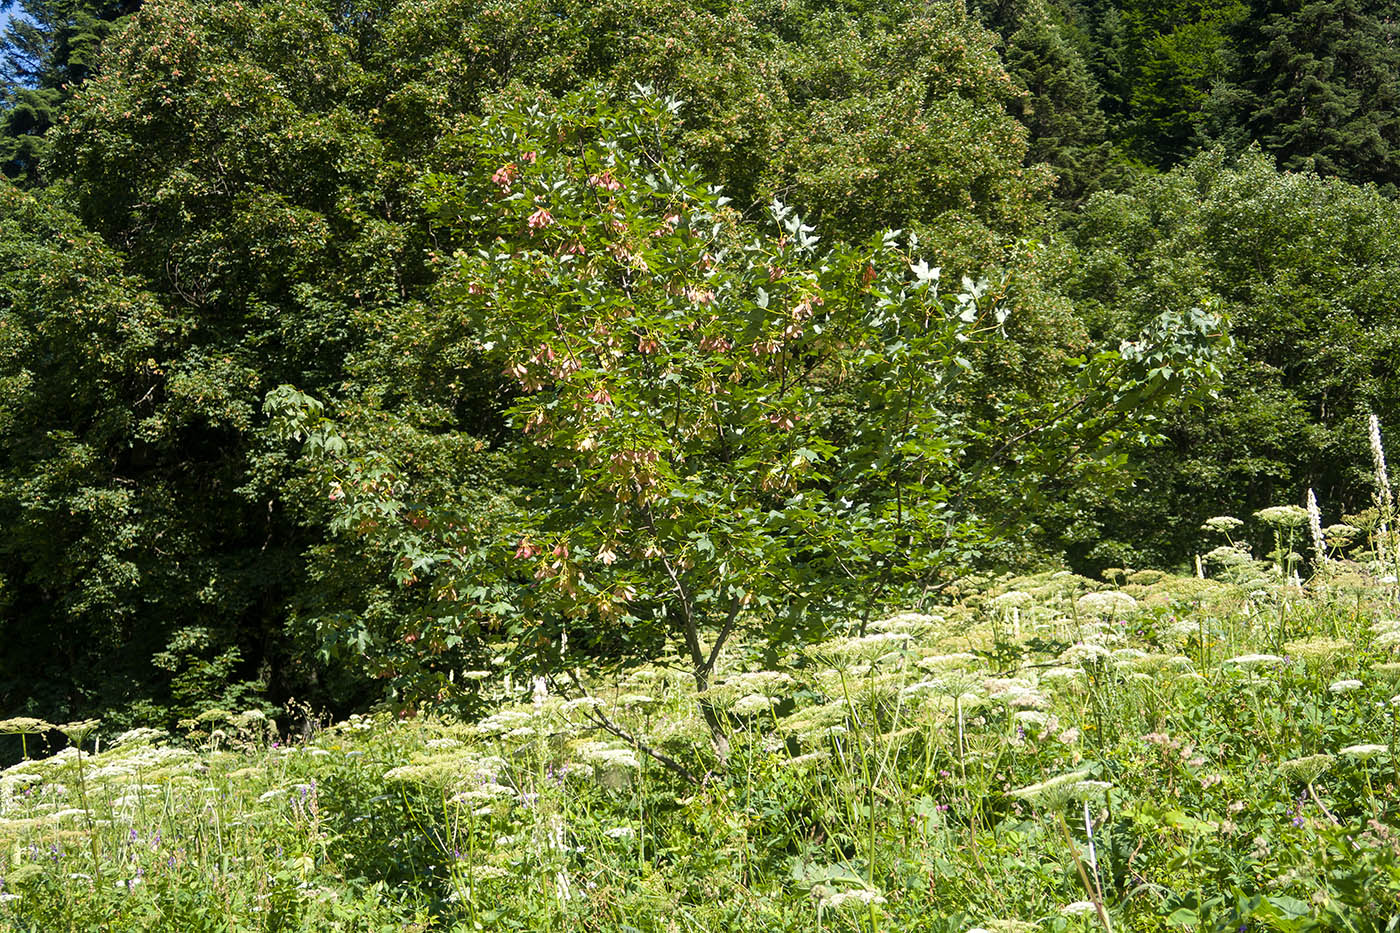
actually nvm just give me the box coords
[0,718,51,762]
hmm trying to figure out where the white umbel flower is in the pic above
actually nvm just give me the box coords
[817,889,886,910]
[1059,901,1098,916]
[1339,744,1388,760]
[1222,654,1283,669]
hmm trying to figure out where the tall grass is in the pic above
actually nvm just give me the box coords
[2,568,1400,930]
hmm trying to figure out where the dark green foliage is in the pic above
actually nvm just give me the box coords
[995,0,1129,204]
[0,184,279,721]
[1113,0,1244,166]
[1,0,430,721]
[1207,0,1400,195]
[1057,148,1400,569]
[0,0,137,183]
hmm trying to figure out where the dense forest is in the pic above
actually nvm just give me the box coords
[1,0,1398,731]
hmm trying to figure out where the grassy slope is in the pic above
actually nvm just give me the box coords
[2,570,1400,931]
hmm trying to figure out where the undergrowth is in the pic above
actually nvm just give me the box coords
[3,570,1400,931]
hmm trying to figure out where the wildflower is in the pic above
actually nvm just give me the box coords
[1324,524,1360,547]
[992,591,1033,610]
[1328,679,1364,694]
[1059,901,1097,916]
[576,743,641,771]
[1010,770,1111,808]
[1373,619,1400,650]
[424,737,463,750]
[1279,754,1334,784]
[1013,711,1050,732]
[1222,654,1283,669]
[995,684,1047,709]
[871,612,944,632]
[1039,666,1083,684]
[558,762,594,781]
[916,653,980,671]
[1076,591,1137,616]
[616,694,655,708]
[475,710,534,736]
[1254,505,1308,528]
[1059,642,1112,666]
[1201,516,1244,535]
[732,694,774,715]
[822,631,912,660]
[1306,488,1326,560]
[1283,637,1351,668]
[0,718,52,735]
[384,754,486,788]
[1339,744,1388,760]
[58,720,100,746]
[1370,413,1392,504]
[817,889,886,910]
[450,783,516,805]
[603,826,635,839]
[1374,662,1400,681]
[1203,546,1252,574]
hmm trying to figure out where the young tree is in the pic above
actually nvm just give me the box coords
[270,88,1227,758]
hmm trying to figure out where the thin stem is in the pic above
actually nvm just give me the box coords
[1306,782,1340,825]
[1054,811,1113,933]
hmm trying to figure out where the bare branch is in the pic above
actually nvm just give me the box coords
[560,670,704,784]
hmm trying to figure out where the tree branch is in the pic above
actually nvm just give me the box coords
[703,593,743,677]
[560,669,703,784]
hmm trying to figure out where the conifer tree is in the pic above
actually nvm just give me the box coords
[0,0,136,183]
[1001,1,1125,203]
[1209,0,1400,194]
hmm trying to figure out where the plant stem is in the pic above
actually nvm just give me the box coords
[1054,811,1113,933]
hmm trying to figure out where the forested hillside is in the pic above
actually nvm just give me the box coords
[0,0,1396,736]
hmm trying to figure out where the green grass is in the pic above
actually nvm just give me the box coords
[3,570,1400,931]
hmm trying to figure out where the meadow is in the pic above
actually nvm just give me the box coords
[3,545,1399,932]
